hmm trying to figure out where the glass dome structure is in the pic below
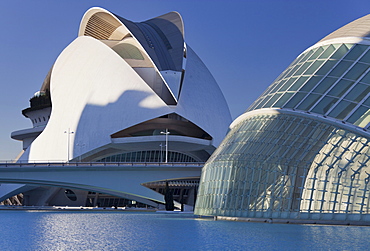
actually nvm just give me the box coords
[195,14,370,224]
[248,43,370,127]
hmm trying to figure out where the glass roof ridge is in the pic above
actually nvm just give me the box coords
[236,108,370,138]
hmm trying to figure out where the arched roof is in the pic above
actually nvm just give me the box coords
[319,13,370,43]
[79,7,184,72]
[79,7,127,39]
[77,7,189,104]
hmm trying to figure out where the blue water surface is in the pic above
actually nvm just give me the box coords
[0,210,368,250]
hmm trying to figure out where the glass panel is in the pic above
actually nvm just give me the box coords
[359,49,370,63]
[284,92,307,108]
[259,85,274,97]
[285,64,302,78]
[304,60,325,75]
[288,76,309,91]
[248,101,258,111]
[294,61,312,76]
[300,76,323,92]
[270,80,285,93]
[363,96,370,106]
[249,98,263,110]
[328,101,357,120]
[279,68,294,82]
[359,71,370,84]
[311,96,338,114]
[273,92,293,107]
[312,77,337,94]
[319,45,336,59]
[347,106,370,127]
[295,53,307,64]
[343,44,368,61]
[261,94,275,106]
[289,56,300,67]
[279,77,297,92]
[263,93,282,107]
[331,44,351,59]
[274,71,287,83]
[315,60,338,75]
[343,63,369,80]
[344,84,370,102]
[300,49,315,62]
[327,79,355,97]
[308,47,324,60]
[255,97,269,109]
[297,94,321,111]
[281,67,294,80]
[328,61,353,77]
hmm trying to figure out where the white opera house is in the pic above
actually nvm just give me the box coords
[2,7,231,208]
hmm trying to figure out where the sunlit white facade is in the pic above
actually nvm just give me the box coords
[195,14,370,224]
[3,7,231,207]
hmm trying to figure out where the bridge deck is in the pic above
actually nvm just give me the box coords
[0,162,204,206]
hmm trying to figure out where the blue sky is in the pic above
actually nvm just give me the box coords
[1,0,370,160]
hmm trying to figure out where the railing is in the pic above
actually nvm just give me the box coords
[0,161,205,168]
[145,180,200,187]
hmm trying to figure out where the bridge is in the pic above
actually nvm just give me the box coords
[0,162,203,207]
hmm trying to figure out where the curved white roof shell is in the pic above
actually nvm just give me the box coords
[319,14,370,43]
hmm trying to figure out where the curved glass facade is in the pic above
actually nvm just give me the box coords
[248,43,370,128]
[96,150,199,163]
[195,113,370,222]
[195,14,370,223]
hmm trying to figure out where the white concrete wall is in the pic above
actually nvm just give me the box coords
[174,46,232,147]
[22,36,172,162]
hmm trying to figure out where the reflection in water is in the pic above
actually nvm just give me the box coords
[0,211,368,250]
[34,212,161,250]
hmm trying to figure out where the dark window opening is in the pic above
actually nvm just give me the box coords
[64,189,77,201]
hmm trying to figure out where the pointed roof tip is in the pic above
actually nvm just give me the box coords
[319,13,370,43]
[150,11,183,21]
[156,11,184,24]
[146,11,185,38]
